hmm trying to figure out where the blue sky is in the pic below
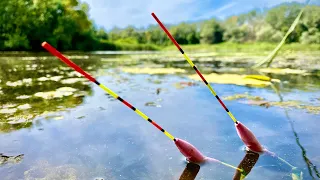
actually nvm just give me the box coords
[82,0,309,30]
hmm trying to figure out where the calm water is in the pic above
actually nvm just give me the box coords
[0,52,319,180]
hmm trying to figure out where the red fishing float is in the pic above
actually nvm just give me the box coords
[151,13,264,153]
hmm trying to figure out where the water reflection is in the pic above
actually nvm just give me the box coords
[271,80,320,179]
[179,163,200,180]
[233,150,260,180]
[0,55,102,133]
[178,150,259,180]
[0,52,319,179]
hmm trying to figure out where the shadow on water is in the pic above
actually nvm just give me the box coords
[271,80,320,179]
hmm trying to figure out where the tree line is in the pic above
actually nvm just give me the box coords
[0,0,319,51]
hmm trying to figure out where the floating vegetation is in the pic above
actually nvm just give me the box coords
[0,153,24,166]
[188,73,275,87]
[224,93,320,114]
[67,71,82,77]
[1,104,17,108]
[6,78,32,87]
[7,114,34,124]
[16,95,31,99]
[37,76,63,82]
[122,67,186,74]
[0,108,17,114]
[223,93,265,101]
[145,101,161,107]
[34,87,78,99]
[61,78,86,84]
[17,104,31,110]
[174,81,199,89]
[74,91,89,97]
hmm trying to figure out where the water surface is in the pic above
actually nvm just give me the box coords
[0,51,319,179]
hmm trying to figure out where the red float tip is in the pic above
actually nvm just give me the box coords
[235,122,264,153]
[174,138,206,163]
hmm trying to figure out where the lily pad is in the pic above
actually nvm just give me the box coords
[5,79,32,87]
[0,108,17,114]
[61,78,86,84]
[17,104,31,110]
[37,76,63,82]
[34,87,78,99]
[122,67,186,74]
[1,104,17,108]
[189,73,272,87]
[6,80,23,87]
[16,95,31,99]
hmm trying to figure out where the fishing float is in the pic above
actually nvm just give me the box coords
[151,12,264,153]
[41,42,244,173]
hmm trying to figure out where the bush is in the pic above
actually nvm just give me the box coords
[256,24,284,43]
[300,28,320,44]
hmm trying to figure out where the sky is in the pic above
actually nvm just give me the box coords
[82,0,311,30]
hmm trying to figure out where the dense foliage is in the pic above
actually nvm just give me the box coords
[0,0,319,51]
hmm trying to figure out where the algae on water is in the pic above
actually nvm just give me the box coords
[223,93,320,115]
[188,73,277,87]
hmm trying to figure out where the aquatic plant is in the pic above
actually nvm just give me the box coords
[253,0,311,68]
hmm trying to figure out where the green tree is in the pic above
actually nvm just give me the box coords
[266,2,306,43]
[170,23,199,44]
[256,24,284,43]
[300,27,320,44]
[200,20,224,44]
